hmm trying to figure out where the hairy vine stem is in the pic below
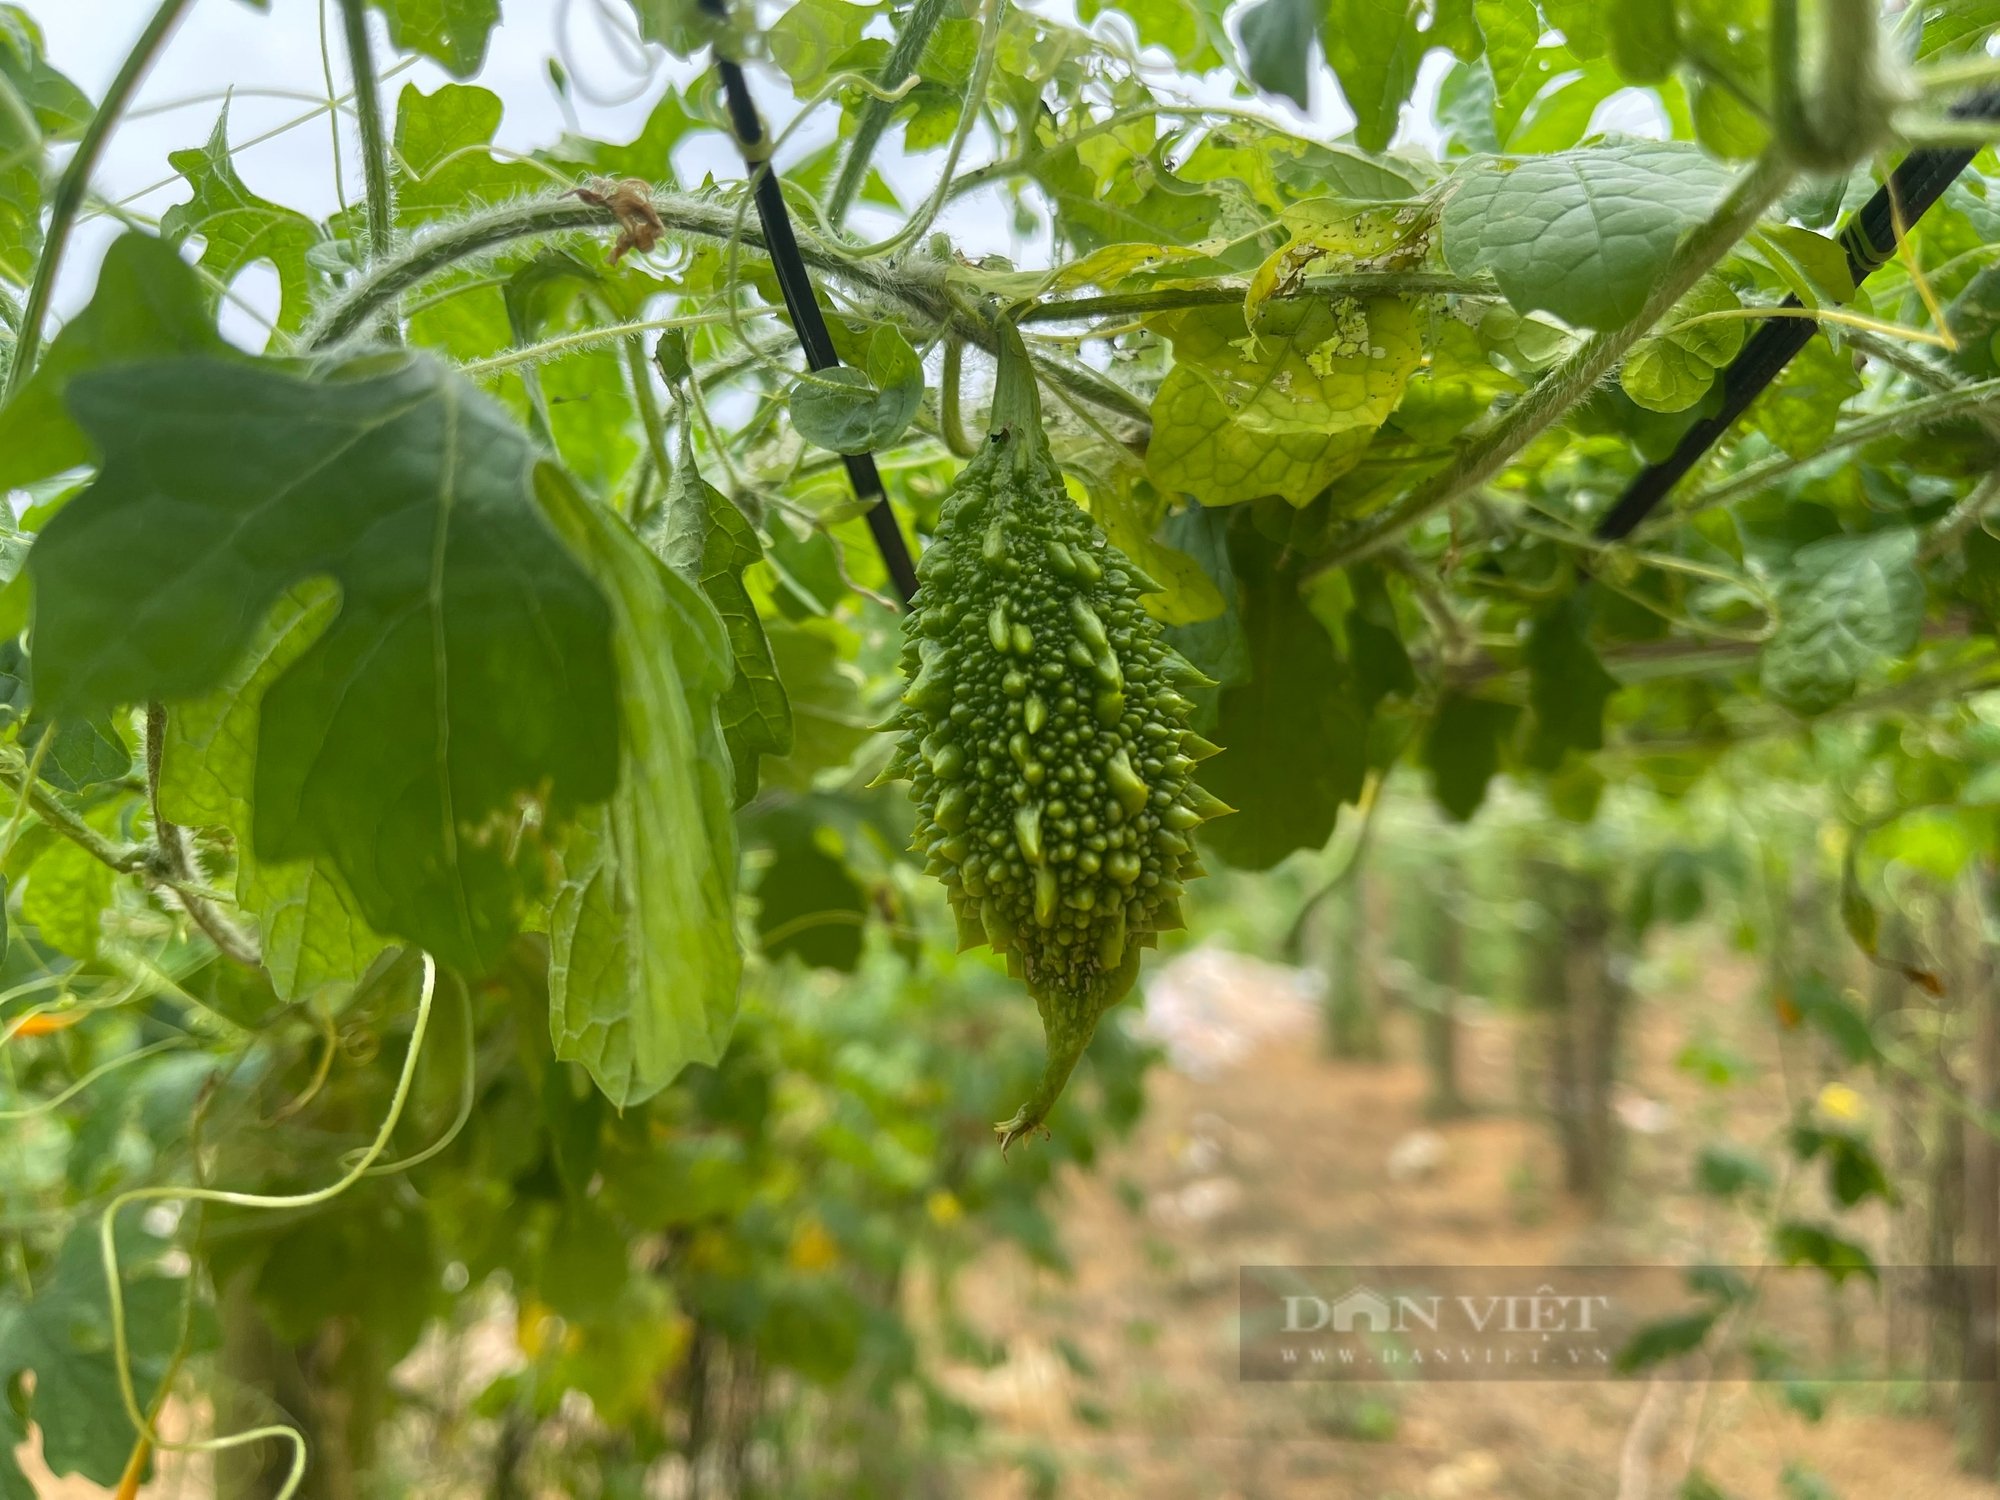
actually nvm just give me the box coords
[0,754,147,874]
[145,704,262,970]
[1920,470,2000,563]
[3,0,194,398]
[337,0,399,344]
[939,334,979,458]
[1017,272,1498,325]
[1303,153,1794,579]
[303,193,953,351]
[826,0,952,226]
[1674,374,2000,522]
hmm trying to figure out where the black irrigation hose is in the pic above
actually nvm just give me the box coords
[698,0,921,606]
[1596,85,2000,543]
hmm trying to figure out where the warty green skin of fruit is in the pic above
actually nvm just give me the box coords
[883,421,1229,1150]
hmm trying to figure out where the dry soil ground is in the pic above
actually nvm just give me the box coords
[946,938,2000,1500]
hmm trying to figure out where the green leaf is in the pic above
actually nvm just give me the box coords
[1160,504,1249,736]
[160,102,321,335]
[787,327,924,455]
[1538,0,1606,57]
[390,83,546,226]
[1615,1308,1717,1372]
[1197,529,1366,870]
[1747,332,1862,459]
[368,0,501,77]
[0,1223,185,1489]
[1607,0,1680,83]
[0,647,136,792]
[653,434,793,805]
[1088,479,1226,627]
[1917,0,2000,60]
[161,583,390,1006]
[1346,567,1414,713]
[1423,691,1516,820]
[1620,274,1745,413]
[1790,972,1878,1066]
[1758,223,1856,305]
[1146,298,1422,508]
[762,618,874,791]
[1473,0,1540,98]
[1080,0,1231,70]
[1322,0,1423,153]
[1772,1220,1877,1286]
[21,810,113,958]
[1441,141,1736,330]
[29,353,621,972]
[1524,592,1619,765]
[1236,0,1318,109]
[0,232,226,491]
[540,467,742,1107]
[1838,842,1878,957]
[1695,1142,1773,1199]
[767,0,870,89]
[1759,530,1923,717]
[0,8,88,288]
[754,809,866,972]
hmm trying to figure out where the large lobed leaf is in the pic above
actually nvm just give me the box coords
[160,102,322,335]
[29,351,621,971]
[160,582,389,1006]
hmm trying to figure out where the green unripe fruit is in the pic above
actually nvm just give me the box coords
[882,328,1230,1151]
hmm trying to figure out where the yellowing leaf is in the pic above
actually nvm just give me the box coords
[1051,240,1210,291]
[1146,298,1421,507]
[1244,197,1428,326]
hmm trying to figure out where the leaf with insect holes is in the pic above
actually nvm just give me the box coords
[27,351,620,972]
[1146,298,1421,508]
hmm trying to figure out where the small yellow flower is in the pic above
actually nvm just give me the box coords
[926,1189,963,1227]
[1817,1081,1866,1124]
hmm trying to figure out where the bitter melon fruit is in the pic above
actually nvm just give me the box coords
[882,325,1230,1149]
